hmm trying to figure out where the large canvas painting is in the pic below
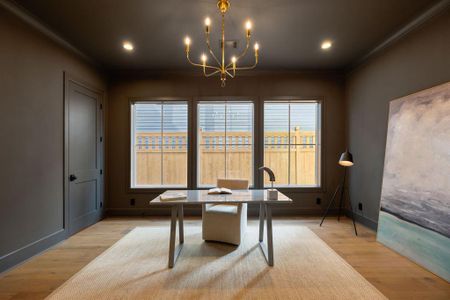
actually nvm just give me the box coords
[377,82,450,282]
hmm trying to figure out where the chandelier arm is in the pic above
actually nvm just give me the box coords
[187,52,221,70]
[206,33,222,67]
[225,70,235,78]
[204,64,222,70]
[225,36,250,69]
[204,69,221,77]
[231,56,258,71]
[237,37,251,60]
[233,64,257,71]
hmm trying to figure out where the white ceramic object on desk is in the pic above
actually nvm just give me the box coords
[267,189,278,200]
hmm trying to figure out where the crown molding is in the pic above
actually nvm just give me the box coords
[108,68,344,82]
[346,0,450,74]
[0,0,101,69]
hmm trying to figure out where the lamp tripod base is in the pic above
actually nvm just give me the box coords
[320,170,358,236]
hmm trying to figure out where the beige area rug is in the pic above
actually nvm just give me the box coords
[47,224,386,299]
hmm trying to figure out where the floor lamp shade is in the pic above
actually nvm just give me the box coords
[339,151,354,167]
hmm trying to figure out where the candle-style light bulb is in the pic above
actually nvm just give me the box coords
[254,43,259,53]
[245,20,252,37]
[201,53,207,64]
[184,36,191,52]
[205,17,211,33]
[231,56,237,70]
[245,20,252,30]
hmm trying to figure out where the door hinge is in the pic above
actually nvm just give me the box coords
[100,169,103,175]
[100,104,103,109]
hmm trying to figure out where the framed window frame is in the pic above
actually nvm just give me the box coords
[128,97,194,192]
[260,97,324,193]
[127,96,324,194]
[195,99,256,188]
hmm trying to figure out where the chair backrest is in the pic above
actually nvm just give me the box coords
[216,178,249,190]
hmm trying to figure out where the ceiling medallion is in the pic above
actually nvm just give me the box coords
[184,0,259,87]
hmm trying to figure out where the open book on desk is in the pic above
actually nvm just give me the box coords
[208,187,232,195]
[160,192,187,201]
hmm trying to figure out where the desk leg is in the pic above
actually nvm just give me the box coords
[259,203,274,266]
[168,204,183,268]
[259,203,265,242]
[266,204,274,266]
[178,204,184,244]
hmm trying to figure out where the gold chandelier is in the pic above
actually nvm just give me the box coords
[184,0,259,87]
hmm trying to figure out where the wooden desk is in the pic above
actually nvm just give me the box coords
[150,190,292,268]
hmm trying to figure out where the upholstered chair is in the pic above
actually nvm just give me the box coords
[202,178,249,245]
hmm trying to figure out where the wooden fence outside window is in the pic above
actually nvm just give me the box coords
[134,128,317,186]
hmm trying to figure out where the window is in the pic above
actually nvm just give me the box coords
[130,99,320,189]
[198,101,253,187]
[130,101,188,187]
[264,101,321,187]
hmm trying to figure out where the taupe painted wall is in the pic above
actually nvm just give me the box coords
[345,9,450,227]
[0,7,106,270]
[107,72,346,215]
[2,0,446,276]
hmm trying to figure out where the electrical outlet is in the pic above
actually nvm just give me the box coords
[316,198,321,205]
[130,198,136,206]
[358,202,363,211]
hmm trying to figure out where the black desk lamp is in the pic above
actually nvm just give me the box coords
[320,150,358,235]
[259,166,277,200]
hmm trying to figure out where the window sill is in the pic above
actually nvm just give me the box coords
[269,186,324,194]
[127,186,324,194]
[128,186,188,194]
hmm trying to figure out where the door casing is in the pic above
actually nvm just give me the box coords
[64,73,104,237]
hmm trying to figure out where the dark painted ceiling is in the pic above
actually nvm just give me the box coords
[15,0,438,71]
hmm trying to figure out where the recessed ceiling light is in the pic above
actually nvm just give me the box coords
[123,41,134,51]
[321,40,332,50]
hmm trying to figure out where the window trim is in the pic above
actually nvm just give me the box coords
[261,97,324,192]
[128,97,192,192]
[263,99,321,188]
[127,96,325,194]
[196,99,255,188]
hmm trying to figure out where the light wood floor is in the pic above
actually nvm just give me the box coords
[0,217,449,299]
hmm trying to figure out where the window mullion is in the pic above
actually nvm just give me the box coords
[316,103,320,186]
[160,102,164,186]
[224,102,227,179]
[288,103,291,185]
[131,104,136,187]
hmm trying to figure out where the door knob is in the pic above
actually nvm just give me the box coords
[69,174,77,181]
